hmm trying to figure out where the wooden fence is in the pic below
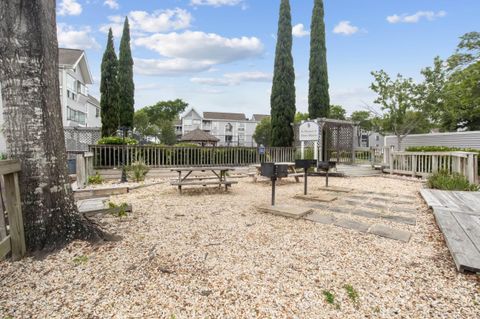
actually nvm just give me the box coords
[89,145,297,169]
[386,151,479,184]
[0,160,26,260]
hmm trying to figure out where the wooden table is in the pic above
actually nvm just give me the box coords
[251,162,303,183]
[170,167,238,193]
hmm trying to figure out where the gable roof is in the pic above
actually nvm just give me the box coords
[203,112,246,121]
[58,48,84,66]
[252,114,270,121]
[181,129,220,142]
[87,95,100,107]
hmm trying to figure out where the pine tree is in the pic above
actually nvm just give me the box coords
[308,0,330,119]
[118,17,135,129]
[270,0,296,147]
[100,28,119,137]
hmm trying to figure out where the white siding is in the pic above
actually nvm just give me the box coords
[385,131,480,150]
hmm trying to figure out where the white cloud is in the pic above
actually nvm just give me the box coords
[387,11,447,24]
[103,0,119,10]
[190,0,244,7]
[57,24,100,49]
[292,24,309,38]
[134,58,213,76]
[134,31,263,64]
[333,21,359,36]
[57,0,82,16]
[100,8,192,36]
[191,71,271,86]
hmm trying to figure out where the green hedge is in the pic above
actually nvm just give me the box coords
[97,136,138,145]
[405,146,480,155]
[427,170,479,191]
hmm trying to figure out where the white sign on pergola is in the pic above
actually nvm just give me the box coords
[299,121,320,159]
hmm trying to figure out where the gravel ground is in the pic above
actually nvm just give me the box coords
[1,175,479,318]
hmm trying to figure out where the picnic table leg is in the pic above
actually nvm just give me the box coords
[178,171,182,194]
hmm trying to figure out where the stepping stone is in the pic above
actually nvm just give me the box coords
[394,200,414,205]
[368,224,412,242]
[256,205,313,219]
[346,195,365,200]
[382,214,416,226]
[353,209,383,219]
[334,218,370,233]
[294,193,337,203]
[341,199,362,206]
[390,207,417,215]
[366,202,388,210]
[318,186,353,193]
[307,203,330,210]
[328,206,351,214]
[304,213,335,225]
[370,196,389,202]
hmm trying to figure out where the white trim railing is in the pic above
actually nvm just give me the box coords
[385,151,479,184]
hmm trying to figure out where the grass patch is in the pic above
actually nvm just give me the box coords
[108,202,129,217]
[344,284,360,305]
[73,255,89,265]
[88,172,103,185]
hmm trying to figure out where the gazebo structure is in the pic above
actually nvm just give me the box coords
[180,129,220,147]
[295,118,357,163]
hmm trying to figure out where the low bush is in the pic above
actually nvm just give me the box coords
[127,159,149,182]
[97,136,138,145]
[88,172,103,185]
[174,142,200,147]
[427,170,479,191]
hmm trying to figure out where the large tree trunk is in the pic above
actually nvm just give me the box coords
[0,0,103,250]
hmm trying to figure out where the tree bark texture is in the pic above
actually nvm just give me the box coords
[0,0,102,250]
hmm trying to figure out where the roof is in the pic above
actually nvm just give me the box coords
[58,48,84,66]
[87,95,100,107]
[181,129,220,142]
[203,112,246,121]
[252,114,270,121]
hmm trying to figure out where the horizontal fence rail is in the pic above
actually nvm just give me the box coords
[89,145,296,169]
[386,151,478,184]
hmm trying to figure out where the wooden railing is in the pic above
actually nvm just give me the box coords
[89,145,297,169]
[386,151,479,184]
[0,160,26,260]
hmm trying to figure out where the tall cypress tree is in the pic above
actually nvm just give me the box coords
[308,0,330,118]
[270,0,296,147]
[100,28,119,137]
[118,17,135,129]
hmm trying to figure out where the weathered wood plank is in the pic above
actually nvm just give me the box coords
[3,172,26,260]
[0,160,21,175]
[453,213,480,254]
[433,208,480,273]
[0,235,11,259]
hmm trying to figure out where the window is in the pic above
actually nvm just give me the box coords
[225,123,233,133]
[67,106,86,125]
[375,135,380,141]
[193,119,201,125]
[95,107,100,118]
[225,135,233,143]
[184,119,192,125]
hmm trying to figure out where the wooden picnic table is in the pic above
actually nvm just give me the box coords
[251,162,303,183]
[170,166,238,193]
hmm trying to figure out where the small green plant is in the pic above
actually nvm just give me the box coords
[323,290,335,304]
[0,153,7,160]
[109,202,129,217]
[427,170,479,191]
[344,284,359,305]
[127,159,149,182]
[73,255,89,265]
[88,172,103,185]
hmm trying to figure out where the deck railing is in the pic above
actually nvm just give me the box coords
[0,160,26,260]
[89,145,297,169]
[386,151,479,184]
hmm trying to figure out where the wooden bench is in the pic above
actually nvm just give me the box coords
[170,180,238,192]
[249,172,304,183]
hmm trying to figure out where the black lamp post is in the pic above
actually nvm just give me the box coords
[119,126,129,183]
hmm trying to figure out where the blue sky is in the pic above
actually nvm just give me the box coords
[56,0,480,116]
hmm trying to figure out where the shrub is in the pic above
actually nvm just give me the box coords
[174,142,200,147]
[97,136,138,145]
[88,172,103,185]
[127,159,149,182]
[108,202,129,217]
[427,170,479,191]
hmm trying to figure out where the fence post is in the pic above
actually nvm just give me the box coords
[76,153,86,189]
[3,172,26,260]
[432,155,438,173]
[411,155,417,177]
[467,153,476,184]
[389,151,394,175]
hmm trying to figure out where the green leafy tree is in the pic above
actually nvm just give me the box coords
[160,122,177,145]
[294,112,309,123]
[270,0,296,147]
[308,0,330,119]
[118,17,135,129]
[100,28,119,137]
[253,117,272,146]
[133,109,158,140]
[145,99,188,123]
[370,70,432,149]
[350,111,374,132]
[329,105,346,120]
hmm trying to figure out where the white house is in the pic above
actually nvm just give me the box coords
[179,108,268,147]
[0,48,100,154]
